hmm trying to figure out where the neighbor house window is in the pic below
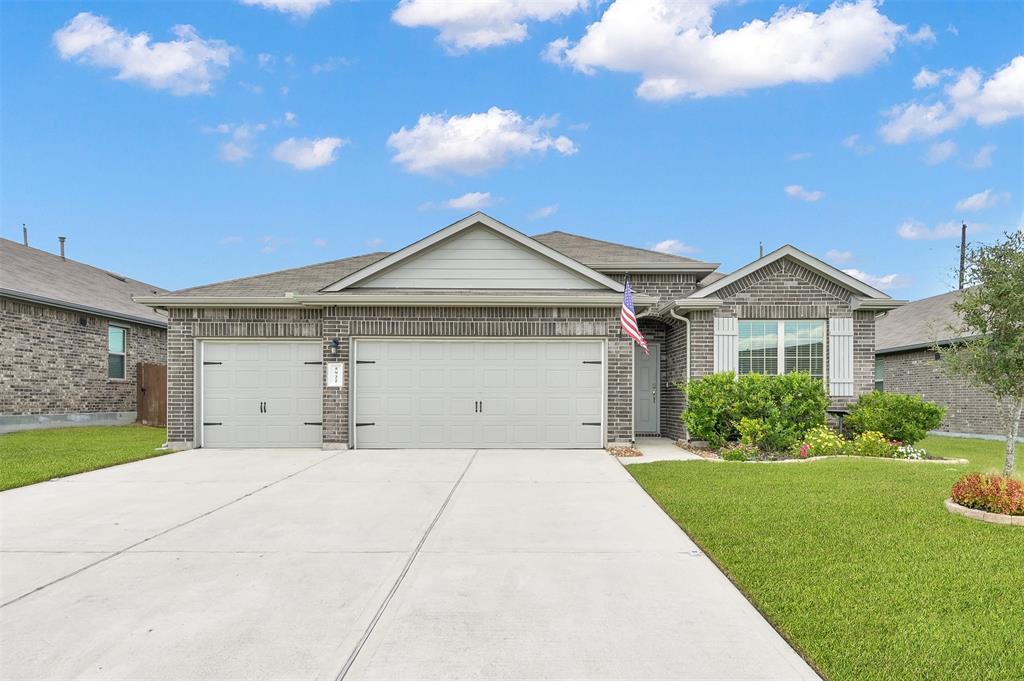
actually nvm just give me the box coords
[108,326,126,379]
[739,321,824,379]
[875,357,885,392]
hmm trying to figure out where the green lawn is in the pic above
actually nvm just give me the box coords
[0,425,169,491]
[629,436,1024,681]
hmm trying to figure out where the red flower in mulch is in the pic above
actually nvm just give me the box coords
[951,473,1024,516]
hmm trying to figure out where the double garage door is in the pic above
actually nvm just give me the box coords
[201,339,604,449]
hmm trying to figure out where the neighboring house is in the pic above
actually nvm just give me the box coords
[138,213,901,450]
[0,238,168,432]
[875,289,1023,439]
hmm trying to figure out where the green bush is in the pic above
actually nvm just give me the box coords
[682,372,741,447]
[846,392,945,445]
[684,372,828,452]
[852,431,896,457]
[721,443,759,461]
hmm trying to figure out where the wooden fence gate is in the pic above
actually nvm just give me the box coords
[136,363,167,427]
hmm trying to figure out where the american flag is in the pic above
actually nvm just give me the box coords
[620,280,649,355]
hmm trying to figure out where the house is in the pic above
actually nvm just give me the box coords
[0,237,168,432]
[138,213,901,450]
[875,289,1023,439]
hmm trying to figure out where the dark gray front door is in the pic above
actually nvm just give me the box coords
[634,343,660,434]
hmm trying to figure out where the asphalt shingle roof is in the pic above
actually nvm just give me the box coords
[532,231,708,265]
[875,289,967,353]
[0,238,168,326]
[157,229,715,299]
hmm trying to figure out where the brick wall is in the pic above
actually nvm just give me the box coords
[166,305,631,447]
[0,296,166,417]
[880,348,1023,438]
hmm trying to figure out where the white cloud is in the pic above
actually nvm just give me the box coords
[271,136,346,170]
[393,0,586,53]
[955,189,1010,212]
[550,0,906,100]
[652,239,699,255]
[968,144,996,169]
[897,219,960,240]
[784,184,824,202]
[365,238,386,249]
[218,235,243,246]
[260,235,286,254]
[841,133,874,155]
[421,191,496,211]
[923,139,957,165]
[240,81,264,95]
[282,111,298,126]
[788,151,813,161]
[528,204,559,220]
[53,12,233,95]
[257,53,275,70]
[946,24,959,37]
[387,107,577,176]
[312,238,328,248]
[912,67,941,89]
[842,268,910,290]
[905,25,936,44]
[240,0,331,18]
[825,249,854,263]
[311,56,351,74]
[881,56,1024,143]
[204,122,267,162]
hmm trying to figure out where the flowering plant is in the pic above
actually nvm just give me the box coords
[951,473,1024,515]
[852,431,896,457]
[893,444,926,460]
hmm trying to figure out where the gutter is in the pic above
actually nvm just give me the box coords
[134,292,659,308]
[875,335,984,356]
[851,297,907,311]
[3,289,168,328]
[593,262,720,274]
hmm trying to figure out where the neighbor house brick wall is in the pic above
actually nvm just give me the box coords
[0,296,166,417]
[880,348,1023,438]
[166,305,632,447]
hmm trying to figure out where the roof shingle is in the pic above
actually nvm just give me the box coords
[875,289,967,353]
[0,238,168,326]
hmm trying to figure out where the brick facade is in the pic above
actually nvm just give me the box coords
[166,305,632,448]
[879,348,1024,438]
[0,296,166,418]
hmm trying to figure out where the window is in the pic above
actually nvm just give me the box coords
[739,320,824,379]
[875,357,885,392]
[108,326,126,379]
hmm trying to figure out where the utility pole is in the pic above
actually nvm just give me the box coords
[22,224,28,246]
[759,241,764,258]
[958,222,967,290]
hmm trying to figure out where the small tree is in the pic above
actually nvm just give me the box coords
[940,231,1024,476]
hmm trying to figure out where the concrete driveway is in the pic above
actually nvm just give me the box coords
[0,448,819,681]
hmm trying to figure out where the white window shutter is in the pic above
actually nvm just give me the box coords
[829,317,854,396]
[713,317,739,373]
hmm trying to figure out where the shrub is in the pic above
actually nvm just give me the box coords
[951,473,1024,515]
[736,417,769,448]
[720,443,759,462]
[799,425,848,457]
[683,372,741,447]
[684,371,828,452]
[846,392,945,445]
[852,431,896,457]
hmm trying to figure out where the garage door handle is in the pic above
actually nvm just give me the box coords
[581,422,601,426]
[304,421,322,426]
[203,361,222,365]
[203,422,223,426]
[355,422,375,427]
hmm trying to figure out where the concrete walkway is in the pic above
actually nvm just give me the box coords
[621,436,706,464]
[0,448,819,680]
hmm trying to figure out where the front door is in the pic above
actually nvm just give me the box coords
[634,343,660,434]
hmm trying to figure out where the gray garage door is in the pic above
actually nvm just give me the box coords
[201,341,322,448]
[353,340,604,449]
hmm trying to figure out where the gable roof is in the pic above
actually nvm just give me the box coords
[688,244,898,304]
[876,289,971,354]
[0,238,168,327]
[321,213,625,292]
[533,231,718,272]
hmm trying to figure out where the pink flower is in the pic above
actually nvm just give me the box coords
[800,444,809,459]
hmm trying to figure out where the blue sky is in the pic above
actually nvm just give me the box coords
[1,0,1021,297]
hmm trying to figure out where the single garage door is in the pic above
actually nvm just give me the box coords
[353,340,604,449]
[201,341,322,448]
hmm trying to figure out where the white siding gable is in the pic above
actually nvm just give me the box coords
[353,225,604,290]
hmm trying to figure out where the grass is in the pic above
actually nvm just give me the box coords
[628,435,1024,681]
[0,425,169,491]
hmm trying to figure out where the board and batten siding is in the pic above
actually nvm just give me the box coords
[353,226,603,290]
[828,317,855,397]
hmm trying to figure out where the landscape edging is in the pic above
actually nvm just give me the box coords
[944,498,1024,526]
[699,454,970,465]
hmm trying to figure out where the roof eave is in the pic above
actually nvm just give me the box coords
[851,297,907,311]
[592,262,720,273]
[135,292,656,308]
[3,289,168,328]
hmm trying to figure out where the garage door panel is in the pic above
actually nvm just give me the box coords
[355,340,603,449]
[201,342,322,448]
